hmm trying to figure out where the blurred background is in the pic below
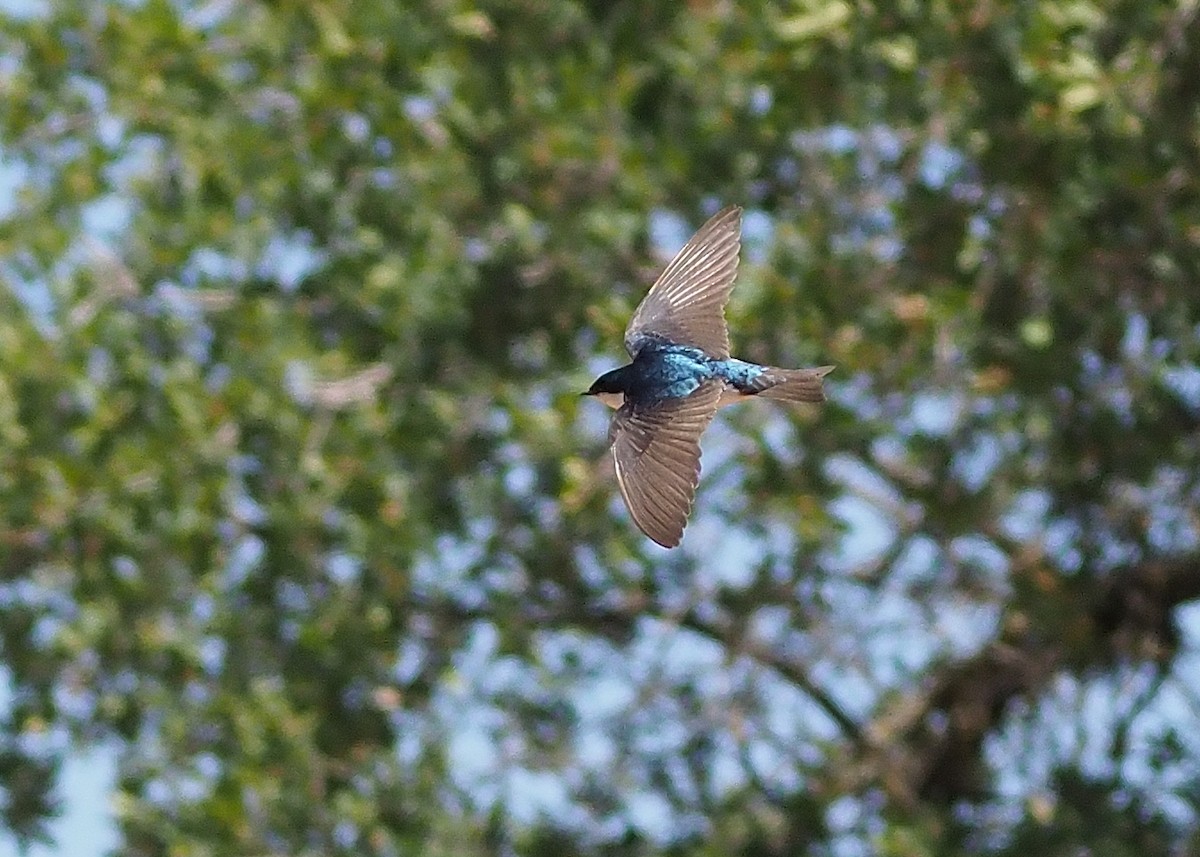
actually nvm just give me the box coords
[2,0,1200,854]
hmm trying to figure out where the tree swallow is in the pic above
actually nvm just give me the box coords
[584,205,833,548]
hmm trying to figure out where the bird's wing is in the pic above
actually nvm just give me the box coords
[624,205,742,360]
[608,381,721,547]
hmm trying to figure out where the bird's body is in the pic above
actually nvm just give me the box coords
[590,339,803,410]
[585,205,832,548]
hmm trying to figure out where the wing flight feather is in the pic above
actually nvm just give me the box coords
[608,382,722,547]
[624,206,742,359]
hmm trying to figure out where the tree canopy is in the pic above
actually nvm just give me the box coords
[2,0,1199,854]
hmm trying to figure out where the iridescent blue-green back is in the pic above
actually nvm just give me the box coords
[621,341,768,407]
[622,342,713,406]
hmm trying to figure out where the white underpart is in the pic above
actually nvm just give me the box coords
[717,383,748,408]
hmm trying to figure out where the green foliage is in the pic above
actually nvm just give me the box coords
[997,769,1182,857]
[2,0,1199,854]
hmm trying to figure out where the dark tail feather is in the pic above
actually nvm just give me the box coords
[748,365,834,403]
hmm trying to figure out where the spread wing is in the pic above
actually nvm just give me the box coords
[608,382,721,548]
[624,205,742,360]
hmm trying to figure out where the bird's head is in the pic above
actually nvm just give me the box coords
[582,370,626,409]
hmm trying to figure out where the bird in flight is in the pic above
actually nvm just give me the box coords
[584,205,833,548]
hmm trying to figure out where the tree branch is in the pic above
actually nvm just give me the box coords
[859,551,1200,804]
[675,608,869,752]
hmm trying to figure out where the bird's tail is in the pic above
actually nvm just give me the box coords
[746,365,834,403]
